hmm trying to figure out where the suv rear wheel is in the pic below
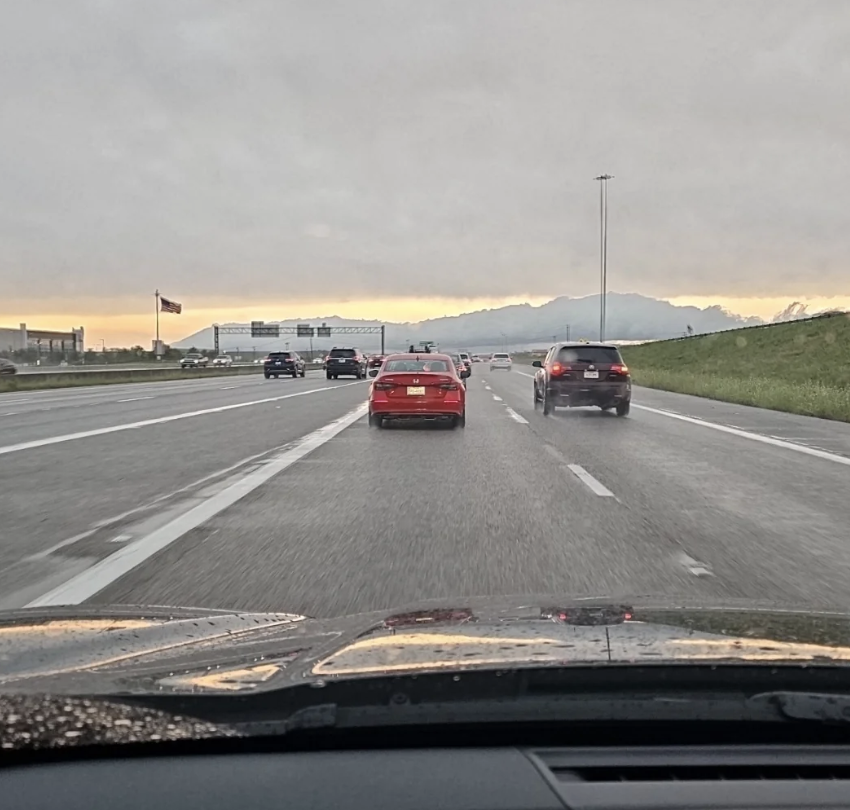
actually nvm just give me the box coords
[542,390,553,416]
[616,400,631,417]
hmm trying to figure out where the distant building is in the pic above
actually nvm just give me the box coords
[0,323,85,354]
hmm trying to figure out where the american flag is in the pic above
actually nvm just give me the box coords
[160,296,182,314]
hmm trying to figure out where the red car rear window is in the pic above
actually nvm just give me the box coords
[384,360,450,372]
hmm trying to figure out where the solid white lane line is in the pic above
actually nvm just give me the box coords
[25,443,299,562]
[505,407,529,424]
[0,382,363,457]
[567,464,615,497]
[633,404,850,467]
[27,403,369,607]
[117,396,154,403]
[516,371,535,378]
[770,436,848,442]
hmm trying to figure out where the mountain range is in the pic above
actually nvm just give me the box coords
[174,293,767,353]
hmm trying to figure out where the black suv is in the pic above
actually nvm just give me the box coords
[532,341,631,416]
[325,347,366,379]
[264,351,306,379]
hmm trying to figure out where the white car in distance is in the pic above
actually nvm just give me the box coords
[212,355,233,367]
[489,352,512,371]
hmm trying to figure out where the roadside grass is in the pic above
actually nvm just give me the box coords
[0,366,262,393]
[620,312,850,422]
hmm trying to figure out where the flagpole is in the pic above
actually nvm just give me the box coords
[155,290,160,358]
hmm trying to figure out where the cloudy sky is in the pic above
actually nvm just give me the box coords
[1,0,849,344]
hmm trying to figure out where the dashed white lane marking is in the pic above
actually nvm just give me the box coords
[505,407,529,424]
[633,404,850,467]
[220,386,236,390]
[492,395,503,401]
[3,412,17,416]
[567,464,616,497]
[27,403,369,607]
[677,552,714,577]
[484,385,492,390]
[544,444,566,463]
[0,382,362,457]
[516,371,535,378]
[117,396,154,403]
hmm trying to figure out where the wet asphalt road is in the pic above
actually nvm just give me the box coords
[1,365,849,616]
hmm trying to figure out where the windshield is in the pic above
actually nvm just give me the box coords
[3,0,850,740]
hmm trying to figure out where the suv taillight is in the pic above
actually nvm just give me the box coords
[550,362,570,376]
[610,363,629,374]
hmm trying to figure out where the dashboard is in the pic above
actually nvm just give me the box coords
[7,744,850,810]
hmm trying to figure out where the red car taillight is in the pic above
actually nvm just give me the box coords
[374,381,395,391]
[438,382,459,390]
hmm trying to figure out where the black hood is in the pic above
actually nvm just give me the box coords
[4,595,850,696]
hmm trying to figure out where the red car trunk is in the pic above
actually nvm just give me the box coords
[374,373,460,404]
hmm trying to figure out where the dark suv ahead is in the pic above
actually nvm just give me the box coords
[326,347,366,379]
[264,351,306,379]
[532,341,631,416]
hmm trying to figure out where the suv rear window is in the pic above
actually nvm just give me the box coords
[329,349,356,357]
[557,346,622,364]
[267,352,292,359]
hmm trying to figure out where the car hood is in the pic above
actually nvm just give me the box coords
[3,596,850,695]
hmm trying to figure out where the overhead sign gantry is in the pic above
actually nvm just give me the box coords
[213,322,385,354]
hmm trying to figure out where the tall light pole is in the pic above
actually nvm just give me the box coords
[594,174,613,341]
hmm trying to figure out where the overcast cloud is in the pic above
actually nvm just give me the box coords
[1,0,849,309]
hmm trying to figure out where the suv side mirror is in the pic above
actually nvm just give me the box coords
[369,368,379,378]
[532,360,543,368]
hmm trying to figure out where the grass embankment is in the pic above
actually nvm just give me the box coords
[620,312,850,421]
[0,366,263,393]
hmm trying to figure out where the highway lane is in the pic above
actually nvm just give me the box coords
[0,372,325,446]
[0,373,368,607]
[5,365,850,619]
[0,371,269,418]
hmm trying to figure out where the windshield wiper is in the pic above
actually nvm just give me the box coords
[748,692,850,725]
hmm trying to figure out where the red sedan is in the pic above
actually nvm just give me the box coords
[368,353,466,429]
